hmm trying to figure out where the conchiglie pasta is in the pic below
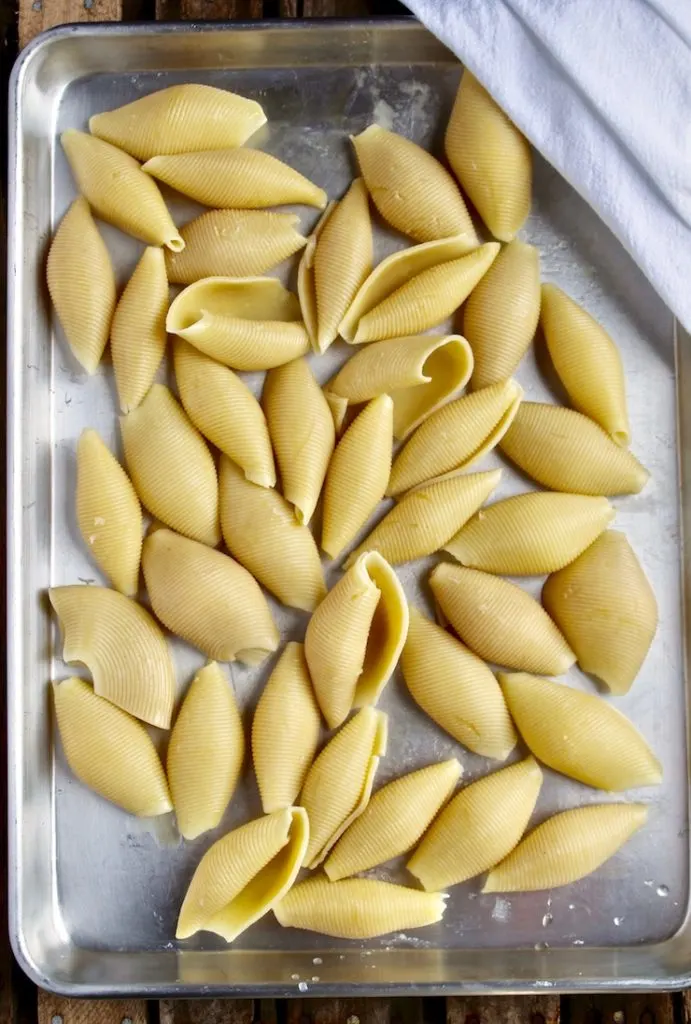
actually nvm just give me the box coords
[325,390,349,435]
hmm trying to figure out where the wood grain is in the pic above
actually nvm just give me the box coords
[18,0,122,50]
[159,1001,254,1024]
[36,995,148,1024]
[568,994,675,1024]
[447,996,560,1024]
[286,999,393,1024]
[303,0,370,13]
[155,0,262,18]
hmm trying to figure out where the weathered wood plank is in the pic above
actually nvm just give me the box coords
[569,994,675,1024]
[19,0,122,50]
[447,996,560,1024]
[155,0,262,19]
[303,0,370,14]
[36,994,148,1024]
[159,1000,254,1024]
[286,998,393,1024]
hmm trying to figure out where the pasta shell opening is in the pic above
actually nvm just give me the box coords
[354,552,409,710]
[167,276,302,333]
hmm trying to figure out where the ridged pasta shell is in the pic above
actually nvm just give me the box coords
[445,493,615,575]
[324,758,462,881]
[176,807,309,941]
[219,455,326,612]
[542,531,658,694]
[325,391,349,435]
[110,246,168,413]
[263,358,335,525]
[499,672,662,791]
[174,339,275,489]
[53,677,172,816]
[142,528,279,665]
[143,149,327,210]
[46,197,115,374]
[90,84,266,160]
[483,803,648,893]
[49,585,175,729]
[322,395,393,559]
[61,130,183,251]
[445,72,532,242]
[430,563,575,675]
[305,552,408,730]
[388,378,522,496]
[121,384,220,547]
[76,429,142,597]
[274,877,447,939]
[541,284,630,445]
[407,757,543,890]
[252,642,322,814]
[352,124,476,244]
[167,662,244,840]
[464,240,540,389]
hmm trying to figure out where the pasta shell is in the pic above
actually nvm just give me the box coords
[305,552,408,730]
[174,339,275,488]
[263,358,335,525]
[352,124,476,244]
[49,585,175,729]
[499,672,662,791]
[464,240,540,389]
[445,492,615,575]
[219,455,326,613]
[167,662,244,840]
[110,246,168,414]
[300,706,388,868]
[401,607,516,759]
[325,391,349,435]
[76,429,142,597]
[143,149,327,210]
[322,395,393,559]
[388,378,522,496]
[542,531,658,694]
[252,642,321,814]
[274,877,447,939]
[324,759,462,881]
[407,757,542,890]
[430,563,575,675]
[541,284,629,445]
[445,72,532,242]
[61,130,183,251]
[176,807,309,941]
[483,803,648,893]
[53,677,171,816]
[90,84,266,160]
[46,197,115,374]
[121,384,220,547]
[141,528,279,666]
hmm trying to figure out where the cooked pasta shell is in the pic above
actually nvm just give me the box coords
[143,149,327,210]
[305,552,408,730]
[219,455,326,612]
[90,84,266,160]
[445,493,615,575]
[541,284,629,445]
[174,339,275,489]
[542,531,658,694]
[252,642,321,814]
[61,130,183,251]
[499,672,662,791]
[407,757,542,890]
[325,391,349,435]
[49,585,175,729]
[53,677,171,816]
[177,807,309,941]
[483,803,648,893]
[275,877,447,939]
[445,72,532,242]
[430,563,575,675]
[388,378,522,496]
[142,528,279,665]
[121,384,220,547]
[46,197,116,374]
[263,358,335,525]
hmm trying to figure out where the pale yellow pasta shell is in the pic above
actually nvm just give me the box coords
[483,803,648,893]
[325,391,349,435]
[407,757,542,891]
[121,384,220,547]
[445,72,532,242]
[49,585,175,729]
[296,205,329,350]
[46,197,115,374]
[53,677,171,817]
[542,530,658,694]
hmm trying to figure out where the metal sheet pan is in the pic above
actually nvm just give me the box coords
[7,17,691,998]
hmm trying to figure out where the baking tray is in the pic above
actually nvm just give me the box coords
[7,16,691,998]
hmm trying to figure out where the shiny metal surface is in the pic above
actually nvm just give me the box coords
[7,17,690,998]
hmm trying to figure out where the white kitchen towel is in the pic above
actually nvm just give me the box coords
[403,0,691,330]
